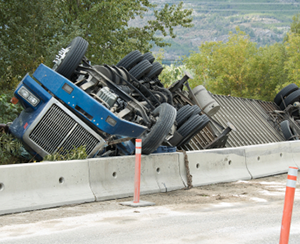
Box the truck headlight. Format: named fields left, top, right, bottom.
left=19, top=87, right=30, bottom=98
left=18, top=87, right=40, bottom=107
left=27, top=95, right=39, bottom=106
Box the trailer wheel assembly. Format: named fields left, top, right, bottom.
left=274, top=83, right=298, bottom=107
left=176, top=105, right=194, bottom=128
left=280, top=89, right=300, bottom=110
left=129, top=59, right=153, bottom=80
left=280, top=120, right=298, bottom=140
left=142, top=52, right=155, bottom=64
left=116, top=50, right=143, bottom=70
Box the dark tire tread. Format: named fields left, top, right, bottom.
left=176, top=105, right=194, bottom=128
left=280, top=89, right=300, bottom=110
left=142, top=52, right=155, bottom=64
left=274, top=83, right=298, bottom=106
left=140, top=103, right=176, bottom=155
left=116, top=50, right=143, bottom=70
left=146, top=62, right=164, bottom=79
left=54, top=37, right=89, bottom=79
left=129, top=60, right=152, bottom=80
left=191, top=105, right=202, bottom=116
left=177, top=114, right=210, bottom=147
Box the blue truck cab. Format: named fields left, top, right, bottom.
left=9, top=64, right=147, bottom=159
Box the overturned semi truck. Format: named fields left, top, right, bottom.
left=8, top=36, right=298, bottom=161
left=8, top=37, right=219, bottom=161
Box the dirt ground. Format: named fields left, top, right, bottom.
left=0, top=173, right=294, bottom=227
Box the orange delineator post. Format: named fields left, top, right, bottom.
left=119, top=138, right=154, bottom=207
left=133, top=139, right=142, bottom=203
left=279, top=166, right=298, bottom=244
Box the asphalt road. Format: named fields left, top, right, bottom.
left=0, top=173, right=300, bottom=244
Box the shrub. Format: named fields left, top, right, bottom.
left=159, top=64, right=195, bottom=88
left=0, top=93, right=25, bottom=164
left=0, top=129, right=28, bottom=165
left=43, top=146, right=88, bottom=161
left=0, top=93, right=22, bottom=124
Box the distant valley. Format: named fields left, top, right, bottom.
left=130, top=0, right=300, bottom=62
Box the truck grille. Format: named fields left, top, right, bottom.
left=29, top=104, right=101, bottom=156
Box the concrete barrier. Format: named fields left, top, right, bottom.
left=289, top=140, right=300, bottom=168
left=178, top=152, right=188, bottom=188
left=88, top=156, right=159, bottom=201
left=143, top=153, right=185, bottom=192
left=1, top=141, right=299, bottom=215
left=244, top=142, right=297, bottom=178
left=88, top=153, right=185, bottom=201
left=0, top=160, right=95, bottom=215
left=185, top=147, right=251, bottom=187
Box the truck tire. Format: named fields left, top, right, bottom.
left=280, top=120, right=298, bottom=140
left=53, top=37, right=89, bottom=79
left=280, top=89, right=300, bottom=110
left=176, top=105, right=194, bottom=128
left=177, top=114, right=210, bottom=147
left=274, top=83, right=298, bottom=106
left=146, top=62, right=164, bottom=79
left=140, top=103, right=176, bottom=155
left=129, top=60, right=152, bottom=80
left=142, top=52, right=155, bottom=64
left=116, top=50, right=143, bottom=70
left=191, top=105, right=202, bottom=116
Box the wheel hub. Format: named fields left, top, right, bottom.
left=53, top=47, right=71, bottom=70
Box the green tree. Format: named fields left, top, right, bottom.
left=184, top=28, right=288, bottom=101
left=185, top=28, right=257, bottom=98
left=250, top=43, right=287, bottom=101
left=159, top=64, right=193, bottom=88
left=281, top=14, right=300, bottom=93
left=283, top=13, right=300, bottom=42
left=284, top=32, right=300, bottom=88
left=0, top=93, right=22, bottom=124
left=0, top=0, right=193, bottom=92
left=56, top=0, right=193, bottom=65
left=0, top=0, right=81, bottom=91
left=290, top=13, right=300, bottom=35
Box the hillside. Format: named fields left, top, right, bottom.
left=130, top=0, right=300, bottom=61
